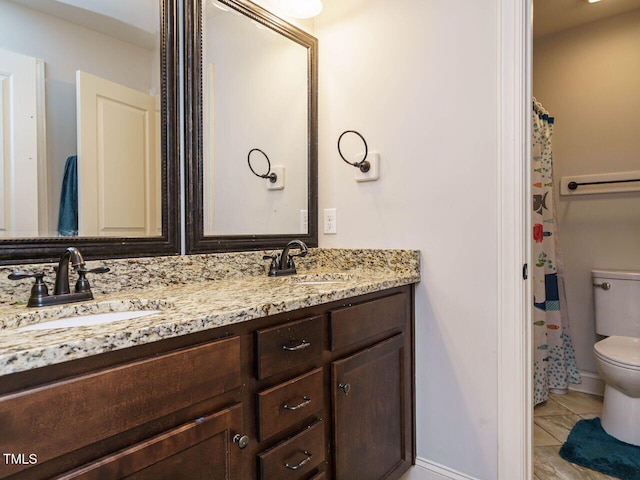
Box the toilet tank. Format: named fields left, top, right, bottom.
left=592, top=270, right=640, bottom=337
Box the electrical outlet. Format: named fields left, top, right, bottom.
left=324, top=208, right=337, bottom=234
left=300, top=210, right=308, bottom=234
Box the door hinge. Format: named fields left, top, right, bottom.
left=522, top=263, right=528, bottom=280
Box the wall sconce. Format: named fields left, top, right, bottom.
left=338, top=130, right=380, bottom=182
left=248, top=148, right=284, bottom=190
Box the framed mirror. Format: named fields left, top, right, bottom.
left=0, top=0, right=180, bottom=264
left=185, top=0, right=318, bottom=253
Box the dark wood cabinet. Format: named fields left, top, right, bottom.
left=56, top=403, right=246, bottom=480
left=332, top=335, right=408, bottom=480
left=0, top=285, right=414, bottom=480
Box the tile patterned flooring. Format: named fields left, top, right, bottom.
left=534, top=391, right=616, bottom=480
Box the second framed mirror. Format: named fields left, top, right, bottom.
left=185, top=0, right=318, bottom=253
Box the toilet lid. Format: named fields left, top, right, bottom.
left=594, top=336, right=640, bottom=368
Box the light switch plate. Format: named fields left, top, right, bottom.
left=267, top=165, right=284, bottom=190
left=354, top=152, right=380, bottom=182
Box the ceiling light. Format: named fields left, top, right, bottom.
left=585, top=0, right=602, bottom=3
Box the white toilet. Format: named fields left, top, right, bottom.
left=592, top=269, right=640, bottom=446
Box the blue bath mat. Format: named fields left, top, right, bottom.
left=559, top=418, right=640, bottom=480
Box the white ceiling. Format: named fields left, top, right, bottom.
left=9, top=0, right=158, bottom=48
left=533, top=0, right=640, bottom=38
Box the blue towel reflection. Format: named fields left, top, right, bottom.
left=57, top=155, right=78, bottom=236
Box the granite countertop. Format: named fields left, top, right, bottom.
left=0, top=255, right=420, bottom=377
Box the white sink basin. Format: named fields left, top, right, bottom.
left=291, top=273, right=355, bottom=285
left=17, top=310, right=161, bottom=331
left=291, top=273, right=353, bottom=285
left=293, top=280, right=346, bottom=285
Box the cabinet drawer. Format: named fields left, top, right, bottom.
left=329, top=293, right=407, bottom=350
left=55, top=403, right=244, bottom=480
left=258, top=420, right=325, bottom=480
left=0, top=336, right=241, bottom=476
left=257, top=367, right=323, bottom=441
left=256, top=316, right=323, bottom=379
left=309, top=472, right=326, bottom=480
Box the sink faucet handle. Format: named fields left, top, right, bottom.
left=75, top=266, right=110, bottom=293
left=8, top=272, right=49, bottom=299
left=263, top=255, right=279, bottom=276
left=77, top=266, right=110, bottom=275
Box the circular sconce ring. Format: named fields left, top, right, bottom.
left=338, top=130, right=370, bottom=173
left=248, top=148, right=277, bottom=183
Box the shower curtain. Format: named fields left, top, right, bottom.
left=532, top=99, right=581, bottom=406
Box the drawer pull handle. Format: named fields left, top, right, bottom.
left=282, top=340, right=311, bottom=351
left=338, top=383, right=351, bottom=395
left=593, top=282, right=611, bottom=290
left=285, top=451, right=312, bottom=470
left=283, top=396, right=311, bottom=411
left=232, top=434, right=250, bottom=449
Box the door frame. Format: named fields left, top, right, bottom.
left=497, top=0, right=533, bottom=479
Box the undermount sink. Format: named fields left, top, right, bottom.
left=293, top=280, right=346, bottom=285
left=291, top=273, right=354, bottom=285
left=17, top=310, right=161, bottom=331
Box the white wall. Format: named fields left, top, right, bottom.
left=316, top=1, right=500, bottom=478
left=533, top=10, right=640, bottom=375
left=0, top=0, right=157, bottom=235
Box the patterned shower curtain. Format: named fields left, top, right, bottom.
left=532, top=99, right=581, bottom=406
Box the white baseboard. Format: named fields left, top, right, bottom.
left=399, top=458, right=480, bottom=480
left=569, top=370, right=605, bottom=397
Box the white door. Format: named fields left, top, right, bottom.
left=0, top=48, right=41, bottom=237
left=76, top=70, right=160, bottom=237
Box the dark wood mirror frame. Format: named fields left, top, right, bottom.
left=0, top=0, right=181, bottom=266
left=184, top=0, right=318, bottom=254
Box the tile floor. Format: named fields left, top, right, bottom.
left=534, top=390, right=616, bottom=479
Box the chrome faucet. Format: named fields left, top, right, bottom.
left=8, top=247, right=109, bottom=307
left=264, top=240, right=308, bottom=276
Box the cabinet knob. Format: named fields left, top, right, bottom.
left=232, top=433, right=250, bottom=449
left=593, top=282, right=611, bottom=290
left=338, top=383, right=351, bottom=395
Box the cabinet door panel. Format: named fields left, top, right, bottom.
left=332, top=334, right=406, bottom=480
left=56, top=404, right=246, bottom=480
left=0, top=336, right=241, bottom=477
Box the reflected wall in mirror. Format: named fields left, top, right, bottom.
left=203, top=1, right=308, bottom=235
left=186, top=0, right=318, bottom=253
left=0, top=0, right=179, bottom=264
left=0, top=0, right=160, bottom=239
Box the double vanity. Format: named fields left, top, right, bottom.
left=0, top=248, right=419, bottom=480
left=0, top=1, right=415, bottom=477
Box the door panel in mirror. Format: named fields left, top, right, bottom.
left=0, top=0, right=179, bottom=264
left=185, top=0, right=318, bottom=253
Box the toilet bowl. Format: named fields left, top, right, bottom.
left=594, top=335, right=640, bottom=446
